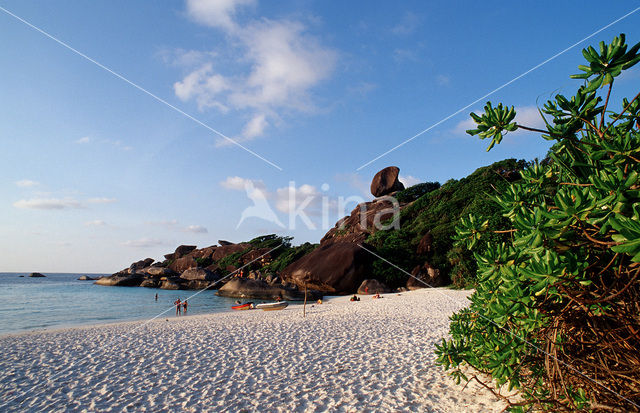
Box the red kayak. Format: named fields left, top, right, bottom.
left=231, top=302, right=254, bottom=310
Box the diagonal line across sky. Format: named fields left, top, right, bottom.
left=355, top=5, right=640, bottom=172
left=0, top=5, right=284, bottom=172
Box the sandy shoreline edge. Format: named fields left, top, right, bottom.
left=0, top=288, right=506, bottom=412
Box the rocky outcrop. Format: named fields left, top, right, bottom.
left=95, top=275, right=143, bottom=287
left=29, top=272, right=46, bottom=277
left=370, top=166, right=404, bottom=197
left=77, top=275, right=96, bottom=281
left=174, top=245, right=197, bottom=258
left=217, top=278, right=320, bottom=301
left=212, top=243, right=250, bottom=261
left=408, top=263, right=448, bottom=289
left=160, top=277, right=184, bottom=290
left=357, top=279, right=392, bottom=295
left=218, top=240, right=234, bottom=246
left=180, top=268, right=218, bottom=281
left=321, top=197, right=401, bottom=245
left=168, top=257, right=197, bottom=273
left=140, top=278, right=160, bottom=288
left=417, top=232, right=433, bottom=254
left=281, top=243, right=372, bottom=294
left=145, top=267, right=177, bottom=277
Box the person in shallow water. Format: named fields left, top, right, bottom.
left=182, top=300, right=188, bottom=314
left=174, top=298, right=182, bottom=315
left=155, top=293, right=158, bottom=301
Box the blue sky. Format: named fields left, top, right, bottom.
left=1, top=0, right=639, bottom=272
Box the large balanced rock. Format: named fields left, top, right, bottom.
left=180, top=268, right=218, bottom=281
left=217, top=278, right=319, bottom=301
left=370, top=166, right=404, bottom=197
left=29, top=272, right=46, bottom=277
left=281, top=242, right=372, bottom=294
left=357, top=279, right=392, bottom=295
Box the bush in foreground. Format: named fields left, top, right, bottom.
left=436, top=34, right=640, bottom=411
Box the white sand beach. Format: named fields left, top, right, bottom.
left=0, top=288, right=505, bottom=412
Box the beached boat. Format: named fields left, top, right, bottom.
left=255, top=301, right=289, bottom=311
left=231, top=302, right=254, bottom=310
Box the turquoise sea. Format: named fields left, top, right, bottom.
left=0, top=273, right=243, bottom=336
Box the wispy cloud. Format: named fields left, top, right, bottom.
left=122, top=238, right=166, bottom=248
left=13, top=198, right=82, bottom=210
left=220, top=176, right=266, bottom=191
left=399, top=175, right=421, bottom=187
left=436, top=74, right=450, bottom=86
left=74, top=136, right=132, bottom=151
left=85, top=220, right=107, bottom=227
left=391, top=12, right=421, bottom=36
left=15, top=179, right=39, bottom=188
left=184, top=225, right=208, bottom=233
left=87, top=197, right=117, bottom=204
left=175, top=0, right=337, bottom=144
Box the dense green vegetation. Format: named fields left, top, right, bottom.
left=215, top=234, right=317, bottom=275
left=436, top=34, right=640, bottom=411
left=367, top=159, right=526, bottom=288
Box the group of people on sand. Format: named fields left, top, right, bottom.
left=173, top=298, right=188, bottom=315
left=350, top=292, right=382, bottom=301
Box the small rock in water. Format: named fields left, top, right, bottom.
left=29, top=272, right=46, bottom=278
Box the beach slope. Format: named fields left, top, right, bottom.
left=0, top=289, right=504, bottom=412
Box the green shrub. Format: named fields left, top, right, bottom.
left=436, top=34, right=640, bottom=411
left=367, top=158, right=525, bottom=287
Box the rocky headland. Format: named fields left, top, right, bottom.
left=97, top=160, right=525, bottom=298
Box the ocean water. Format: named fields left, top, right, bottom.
left=0, top=273, right=244, bottom=336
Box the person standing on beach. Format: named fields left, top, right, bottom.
left=182, top=300, right=188, bottom=314
left=174, top=298, right=182, bottom=315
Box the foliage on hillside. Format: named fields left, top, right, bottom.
left=436, top=34, right=640, bottom=411
left=367, top=159, right=525, bottom=288
left=216, top=235, right=317, bottom=275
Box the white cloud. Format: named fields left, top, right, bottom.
left=335, top=173, right=371, bottom=198
left=186, top=0, right=256, bottom=31
left=13, top=198, right=82, bottom=210
left=87, top=197, right=117, bottom=204
left=122, top=238, right=166, bottom=248
left=184, top=225, right=208, bottom=233
left=220, top=176, right=265, bottom=191
left=177, top=0, right=337, bottom=143
left=15, top=179, right=39, bottom=188
left=85, top=220, right=107, bottom=227
left=275, top=183, right=328, bottom=215
left=241, top=113, right=268, bottom=140
left=399, top=175, right=421, bottom=187
left=75, top=136, right=90, bottom=144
